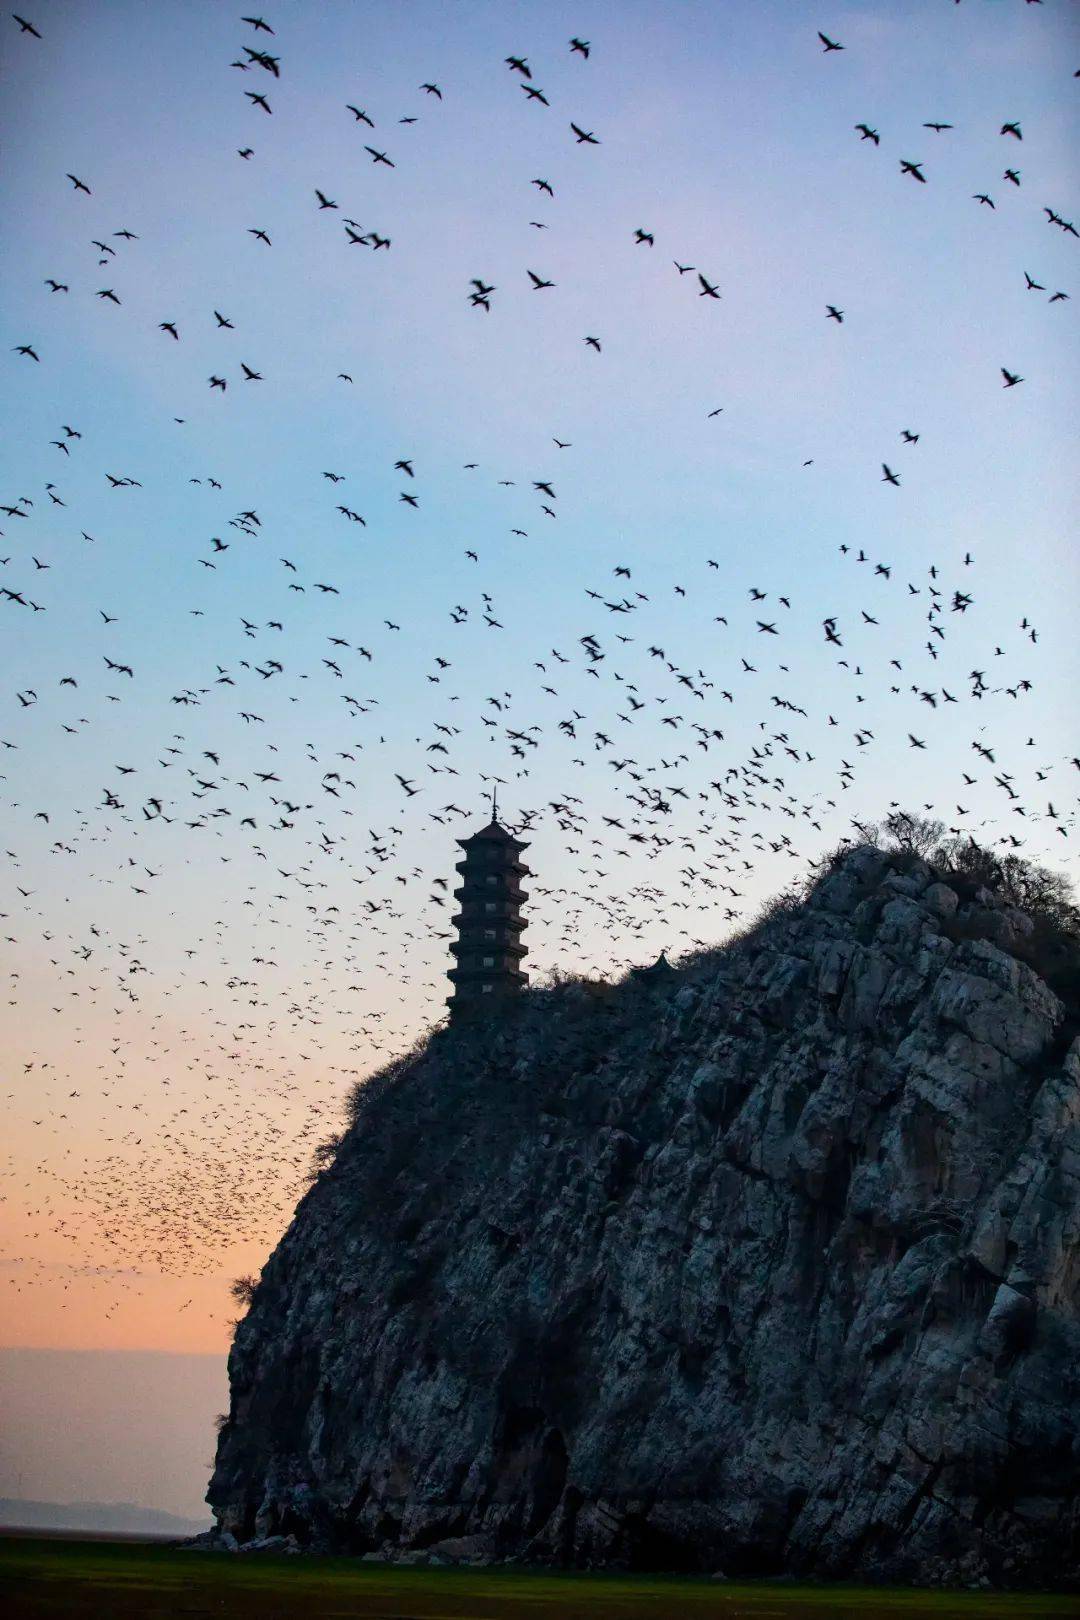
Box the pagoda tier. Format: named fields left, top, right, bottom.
left=446, top=819, right=530, bottom=1019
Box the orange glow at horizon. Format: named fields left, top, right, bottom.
left=3, top=928, right=420, bottom=1353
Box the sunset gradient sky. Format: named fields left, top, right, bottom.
left=1, top=0, right=1077, bottom=1517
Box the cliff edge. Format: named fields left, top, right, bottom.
left=208, top=843, right=1080, bottom=1586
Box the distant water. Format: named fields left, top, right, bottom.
left=0, top=1348, right=226, bottom=1521
left=0, top=1498, right=210, bottom=1535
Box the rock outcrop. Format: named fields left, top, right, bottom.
left=208, top=847, right=1080, bottom=1586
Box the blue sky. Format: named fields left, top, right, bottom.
left=1, top=0, right=1077, bottom=1362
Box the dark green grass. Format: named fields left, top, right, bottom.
left=0, top=1536, right=1076, bottom=1620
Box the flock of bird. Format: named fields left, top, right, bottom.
left=2, top=8, right=1076, bottom=1340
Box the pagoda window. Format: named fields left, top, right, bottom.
left=485, top=875, right=498, bottom=886
left=484, top=902, right=497, bottom=913
left=482, top=955, right=495, bottom=968
left=483, top=928, right=496, bottom=940
left=481, top=983, right=493, bottom=995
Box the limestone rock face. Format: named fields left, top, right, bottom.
left=208, top=849, right=1080, bottom=1586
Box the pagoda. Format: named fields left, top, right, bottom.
left=446, top=806, right=529, bottom=1019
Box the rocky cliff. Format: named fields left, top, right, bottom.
left=207, top=845, right=1080, bottom=1586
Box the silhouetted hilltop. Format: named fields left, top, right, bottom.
left=208, top=829, right=1080, bottom=1587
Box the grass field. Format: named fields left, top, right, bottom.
left=0, top=1537, right=1077, bottom=1620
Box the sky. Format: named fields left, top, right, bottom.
left=0, top=1347, right=222, bottom=1520
left=0, top=0, right=1077, bottom=1514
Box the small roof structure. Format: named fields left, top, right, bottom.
left=631, top=950, right=676, bottom=980
left=456, top=818, right=529, bottom=850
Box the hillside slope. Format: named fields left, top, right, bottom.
left=208, top=846, right=1080, bottom=1586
